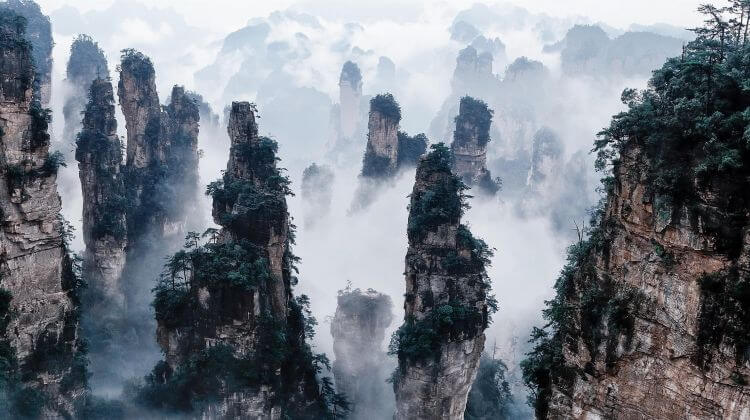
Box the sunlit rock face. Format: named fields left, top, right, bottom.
left=0, top=0, right=52, bottom=106
left=0, top=11, right=84, bottom=416
left=392, top=145, right=493, bottom=420
left=451, top=96, right=499, bottom=194
left=535, top=144, right=750, bottom=417
left=76, top=79, right=127, bottom=310
left=63, top=35, right=109, bottom=153
left=331, top=287, right=393, bottom=418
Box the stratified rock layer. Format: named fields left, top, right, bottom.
left=331, top=287, right=393, bottom=418
left=393, top=144, right=493, bottom=419
left=0, top=11, right=84, bottom=416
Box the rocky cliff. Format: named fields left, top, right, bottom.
left=117, top=49, right=200, bottom=240
left=331, top=286, right=393, bottom=418
left=0, top=10, right=85, bottom=416
left=361, top=93, right=427, bottom=178
left=451, top=96, right=499, bottom=194
left=147, top=102, right=337, bottom=418
left=0, top=0, right=52, bottom=106
left=361, top=94, right=401, bottom=178
left=391, top=143, right=495, bottom=419
left=75, top=79, right=126, bottom=312
left=523, top=21, right=750, bottom=419
left=63, top=35, right=109, bottom=152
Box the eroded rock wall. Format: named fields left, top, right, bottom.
left=75, top=78, right=126, bottom=310
left=392, top=145, right=493, bottom=419
left=0, top=11, right=84, bottom=416
left=544, top=142, right=750, bottom=419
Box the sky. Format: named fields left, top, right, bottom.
left=36, top=0, right=705, bottom=34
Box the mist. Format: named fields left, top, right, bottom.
left=28, top=0, right=706, bottom=416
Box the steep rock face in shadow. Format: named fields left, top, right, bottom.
left=0, top=11, right=84, bottom=416
left=451, top=96, right=499, bottom=194
left=151, top=102, right=330, bottom=418
left=391, top=144, right=494, bottom=419
left=0, top=0, right=52, bottom=106
left=117, top=50, right=200, bottom=241
left=75, top=79, right=126, bottom=311
left=63, top=35, right=109, bottom=153
left=331, top=287, right=393, bottom=418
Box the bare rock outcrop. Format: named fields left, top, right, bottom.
left=0, top=0, right=52, bottom=106
left=75, top=78, right=126, bottom=310
left=151, top=102, right=330, bottom=418
left=391, top=144, right=495, bottom=419
left=331, top=287, right=393, bottom=418
left=523, top=29, right=750, bottom=418
left=451, top=96, right=499, bottom=194
left=117, top=49, right=200, bottom=241
left=0, top=10, right=84, bottom=416
left=361, top=93, right=427, bottom=179
left=63, top=35, right=109, bottom=151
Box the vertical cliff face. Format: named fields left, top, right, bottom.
left=451, top=96, right=499, bottom=194
left=391, top=144, right=495, bottom=419
left=117, top=50, right=200, bottom=240
left=361, top=93, right=427, bottom=179
left=148, top=102, right=332, bottom=418
left=0, top=0, right=52, bottom=106
left=523, top=27, right=750, bottom=419
left=0, top=11, right=84, bottom=416
left=75, top=79, right=126, bottom=310
left=164, top=85, right=200, bottom=233
left=331, top=287, right=393, bottom=418
left=63, top=35, right=109, bottom=151
left=339, top=60, right=362, bottom=140
left=361, top=93, right=401, bottom=178
left=118, top=49, right=161, bottom=172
